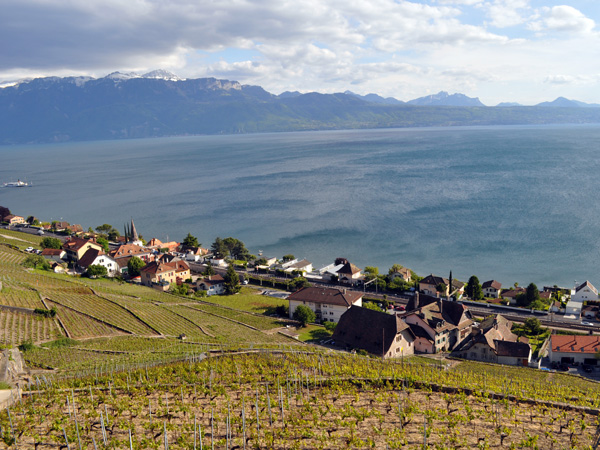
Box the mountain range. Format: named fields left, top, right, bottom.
left=1, top=70, right=600, bottom=144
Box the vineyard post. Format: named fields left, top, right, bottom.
left=164, top=421, right=169, bottom=450
left=211, top=408, right=214, bottom=450
left=129, top=428, right=133, bottom=450
left=266, top=385, right=272, bottom=427
left=92, top=437, right=98, bottom=450
left=194, top=414, right=197, bottom=450
left=7, top=407, right=16, bottom=448
left=62, top=426, right=71, bottom=450
left=104, top=404, right=109, bottom=427
left=100, top=413, right=107, bottom=445
left=242, top=399, right=246, bottom=450
left=255, top=389, right=260, bottom=440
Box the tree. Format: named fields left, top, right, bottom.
left=222, top=237, right=251, bottom=260
left=282, top=254, right=295, bottom=262
left=436, top=283, right=447, bottom=296
left=107, top=228, right=120, bottom=242
left=524, top=317, right=542, bottom=335
left=289, top=277, right=311, bottom=291
left=293, top=305, right=315, bottom=327
left=224, top=264, right=241, bottom=295
left=26, top=216, right=39, bottom=225
left=204, top=261, right=215, bottom=276
left=127, top=256, right=145, bottom=277
left=96, top=237, right=109, bottom=253
left=95, top=224, right=113, bottom=235
left=23, top=254, right=50, bottom=270
left=41, top=237, right=62, bottom=249
left=388, top=263, right=403, bottom=275
left=211, top=237, right=227, bottom=258
left=85, top=264, right=107, bottom=278
left=323, top=321, right=337, bottom=332
left=364, top=266, right=379, bottom=281
left=466, top=275, right=483, bottom=300
left=363, top=301, right=384, bottom=312
left=0, top=205, right=10, bottom=221
left=182, top=232, right=199, bottom=247
left=170, top=283, right=190, bottom=296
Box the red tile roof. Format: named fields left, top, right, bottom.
left=551, top=335, right=600, bottom=354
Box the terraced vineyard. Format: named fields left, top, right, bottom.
left=2, top=352, right=599, bottom=449
left=0, top=310, right=62, bottom=346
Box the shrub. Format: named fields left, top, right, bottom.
left=293, top=305, right=315, bottom=327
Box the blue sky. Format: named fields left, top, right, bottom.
left=1, top=0, right=599, bottom=105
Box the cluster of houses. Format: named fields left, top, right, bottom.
left=286, top=285, right=534, bottom=366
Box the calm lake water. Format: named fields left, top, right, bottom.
left=2, top=124, right=600, bottom=289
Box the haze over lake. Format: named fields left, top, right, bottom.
left=2, top=124, right=599, bottom=289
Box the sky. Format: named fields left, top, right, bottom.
left=1, top=0, right=599, bottom=106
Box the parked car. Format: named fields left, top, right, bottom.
left=582, top=365, right=593, bottom=373
left=25, top=247, right=34, bottom=252
left=581, top=321, right=594, bottom=326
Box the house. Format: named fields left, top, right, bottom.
left=287, top=287, right=363, bottom=323
left=41, top=248, right=66, bottom=262
left=332, top=306, right=416, bottom=359
left=335, top=259, right=363, bottom=285
left=53, top=221, right=70, bottom=232
left=500, top=287, right=525, bottom=305
left=77, top=248, right=118, bottom=276
left=451, top=315, right=531, bottom=366
left=140, top=260, right=191, bottom=290
left=66, top=224, right=84, bottom=235
left=180, top=245, right=210, bottom=262
left=283, top=259, right=313, bottom=275
left=419, top=274, right=464, bottom=298
left=211, top=258, right=227, bottom=267
left=548, top=335, right=600, bottom=366
left=110, top=244, right=152, bottom=261
left=390, top=267, right=412, bottom=283
left=566, top=281, right=598, bottom=318
left=482, top=280, right=502, bottom=298
left=3, top=214, right=25, bottom=226
left=196, top=275, right=225, bottom=296
left=62, top=237, right=103, bottom=262
left=403, top=294, right=474, bottom=353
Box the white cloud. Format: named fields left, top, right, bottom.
left=485, top=0, right=531, bottom=28
left=529, top=5, right=596, bottom=34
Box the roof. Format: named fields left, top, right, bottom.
left=482, top=280, right=502, bottom=290
left=551, top=335, right=600, bottom=354
left=41, top=248, right=64, bottom=256
left=332, top=306, right=415, bottom=356
left=496, top=340, right=531, bottom=358
left=576, top=281, right=598, bottom=295
left=286, top=259, right=312, bottom=270
left=452, top=314, right=528, bottom=357
left=420, top=274, right=464, bottom=290
left=391, top=268, right=412, bottom=279
left=500, top=287, right=525, bottom=298
left=337, top=262, right=361, bottom=275
left=198, top=274, right=224, bottom=287
left=111, top=244, right=149, bottom=259
left=141, top=260, right=190, bottom=276
left=405, top=296, right=473, bottom=332
left=77, top=248, right=104, bottom=268
left=287, top=287, right=363, bottom=307
left=63, top=237, right=101, bottom=252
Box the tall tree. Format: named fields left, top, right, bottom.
left=465, top=275, right=483, bottom=300
left=204, top=261, right=215, bottom=276
left=282, top=254, right=295, bottom=262
left=388, top=263, right=403, bottom=275
left=224, top=264, right=241, bottom=295
left=182, top=232, right=199, bottom=247
left=95, top=224, right=113, bottom=235
left=0, top=206, right=10, bottom=221
left=364, top=266, right=379, bottom=281
left=211, top=237, right=227, bottom=258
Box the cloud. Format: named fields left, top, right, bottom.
left=529, top=5, right=596, bottom=34
left=485, top=0, right=531, bottom=28
left=544, top=74, right=597, bottom=85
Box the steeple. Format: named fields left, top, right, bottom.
left=130, top=218, right=139, bottom=243
left=448, top=270, right=453, bottom=300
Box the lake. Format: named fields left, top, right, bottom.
left=2, top=124, right=600, bottom=289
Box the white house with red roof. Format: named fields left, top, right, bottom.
left=548, top=335, right=600, bottom=366
left=566, top=281, right=598, bottom=318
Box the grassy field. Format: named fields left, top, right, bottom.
left=199, top=286, right=288, bottom=313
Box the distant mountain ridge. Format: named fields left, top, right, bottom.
left=1, top=71, right=600, bottom=144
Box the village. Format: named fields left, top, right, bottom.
left=2, top=209, right=599, bottom=379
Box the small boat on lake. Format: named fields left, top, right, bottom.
left=3, top=179, right=32, bottom=187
